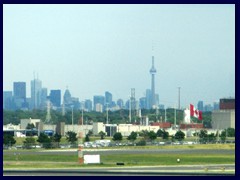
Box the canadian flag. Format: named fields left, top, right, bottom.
left=190, top=104, right=202, bottom=120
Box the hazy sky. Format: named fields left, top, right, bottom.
left=3, top=4, right=235, bottom=108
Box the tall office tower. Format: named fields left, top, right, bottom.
left=105, top=91, right=112, bottom=108
left=13, top=82, right=26, bottom=99
left=146, top=89, right=152, bottom=109
left=93, top=95, right=105, bottom=111
left=13, top=82, right=26, bottom=109
left=197, top=101, right=204, bottom=111
left=213, top=102, right=219, bottom=110
left=49, top=90, right=61, bottom=107
left=139, top=97, right=146, bottom=109
left=131, top=88, right=136, bottom=110
left=31, top=78, right=42, bottom=109
left=117, top=99, right=124, bottom=109
left=85, top=99, right=92, bottom=112
left=63, top=88, right=72, bottom=106
left=40, top=88, right=48, bottom=109
left=204, top=104, right=213, bottom=112
left=150, top=55, right=157, bottom=109
left=3, top=91, right=13, bottom=110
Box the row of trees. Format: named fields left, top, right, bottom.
left=4, top=127, right=235, bottom=149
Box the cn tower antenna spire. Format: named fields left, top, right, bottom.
left=150, top=42, right=157, bottom=109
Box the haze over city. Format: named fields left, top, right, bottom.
left=3, top=4, right=235, bottom=108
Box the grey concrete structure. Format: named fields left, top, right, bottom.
left=212, top=110, right=235, bottom=130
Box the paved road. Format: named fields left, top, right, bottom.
left=3, top=148, right=235, bottom=155
left=4, top=164, right=235, bottom=176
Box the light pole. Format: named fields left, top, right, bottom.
left=178, top=87, right=181, bottom=109
left=71, top=105, right=74, bottom=131
left=81, top=102, right=84, bottom=126
left=106, top=103, right=109, bottom=124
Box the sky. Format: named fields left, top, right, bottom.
left=3, top=4, right=235, bottom=108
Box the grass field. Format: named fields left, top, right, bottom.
left=3, top=144, right=235, bottom=169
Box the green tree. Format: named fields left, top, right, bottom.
left=85, top=134, right=90, bottom=142
left=99, top=131, right=106, bottom=140
left=208, top=133, right=216, bottom=143
left=3, top=134, right=16, bottom=147
left=138, top=130, right=149, bottom=140
left=220, top=131, right=226, bottom=142
left=148, top=131, right=157, bottom=142
left=26, top=123, right=35, bottom=129
left=226, top=128, right=235, bottom=137
left=174, top=130, right=185, bottom=141
left=50, top=133, right=62, bottom=148
left=199, top=129, right=208, bottom=143
left=23, top=136, right=36, bottom=149
left=66, top=131, right=78, bottom=144
left=127, top=131, right=138, bottom=142
left=37, top=133, right=51, bottom=148
left=157, top=129, right=164, bottom=137
left=112, top=132, right=123, bottom=142
left=162, top=130, right=169, bottom=140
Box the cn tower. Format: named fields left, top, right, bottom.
left=150, top=55, right=157, bottom=109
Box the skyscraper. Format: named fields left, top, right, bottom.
left=13, top=82, right=26, bottom=109
left=49, top=90, right=61, bottom=107
left=197, top=101, right=204, bottom=112
left=13, top=82, right=26, bottom=99
left=105, top=91, right=112, bottom=107
left=93, top=95, right=105, bottom=111
left=3, top=91, right=13, bottom=110
left=150, top=55, right=157, bottom=109
left=146, top=89, right=152, bottom=109
left=31, top=78, right=42, bottom=109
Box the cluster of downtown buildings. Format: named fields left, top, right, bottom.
left=3, top=57, right=221, bottom=112
left=3, top=79, right=162, bottom=112
left=3, top=79, right=221, bottom=112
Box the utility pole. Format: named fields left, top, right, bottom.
left=71, top=106, right=74, bottom=131
left=178, top=87, right=181, bottom=109
left=106, top=103, right=109, bottom=124
left=174, top=105, right=176, bottom=128
left=129, top=96, right=131, bottom=123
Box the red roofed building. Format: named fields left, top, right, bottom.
left=150, top=122, right=171, bottom=128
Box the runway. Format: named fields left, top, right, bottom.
left=4, top=164, right=235, bottom=176
left=3, top=148, right=235, bottom=156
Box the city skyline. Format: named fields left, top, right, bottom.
left=3, top=4, right=235, bottom=108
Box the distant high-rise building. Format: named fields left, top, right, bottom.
left=49, top=90, right=61, bottom=107
left=3, top=91, right=13, bottom=110
left=31, top=78, right=42, bottom=109
left=117, top=99, right=124, bottom=109
left=146, top=89, right=152, bottom=109
left=13, top=82, right=26, bottom=109
left=204, top=104, right=213, bottom=112
left=139, top=97, right=146, bottom=109
left=71, top=97, right=80, bottom=109
left=64, top=88, right=72, bottom=106
left=13, top=82, right=26, bottom=99
left=159, top=104, right=165, bottom=110
left=105, top=91, right=112, bottom=107
left=95, top=103, right=103, bottom=113
left=213, top=102, right=219, bottom=110
left=149, top=55, right=157, bottom=109
left=93, top=95, right=104, bottom=111
left=197, top=101, right=204, bottom=112
left=85, top=99, right=92, bottom=112
left=40, top=88, right=48, bottom=109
